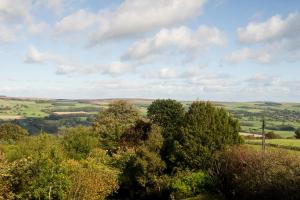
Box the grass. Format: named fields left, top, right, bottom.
left=245, top=144, right=300, bottom=156
left=246, top=139, right=300, bottom=151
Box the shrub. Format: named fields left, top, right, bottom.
left=65, top=158, right=119, bottom=200
left=265, top=131, right=282, bottom=139
left=93, top=100, right=140, bottom=150
left=3, top=134, right=70, bottom=199
left=169, top=171, right=211, bottom=200
left=211, top=146, right=300, bottom=200
left=0, top=123, right=28, bottom=142
left=295, top=127, right=300, bottom=139
left=61, top=126, right=99, bottom=160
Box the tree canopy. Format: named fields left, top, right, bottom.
left=0, top=123, right=28, bottom=141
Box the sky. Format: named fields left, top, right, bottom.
left=0, top=0, right=300, bottom=102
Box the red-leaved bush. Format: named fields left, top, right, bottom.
left=211, top=146, right=300, bottom=200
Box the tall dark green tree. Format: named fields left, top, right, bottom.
left=147, top=99, right=185, bottom=135
left=147, top=99, right=185, bottom=172
left=175, top=102, right=241, bottom=170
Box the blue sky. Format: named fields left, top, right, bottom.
left=0, top=0, right=299, bottom=102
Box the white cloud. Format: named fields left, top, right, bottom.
left=28, top=21, right=49, bottom=34
left=89, top=0, right=207, bottom=44
left=0, top=0, right=32, bottom=22
left=0, top=25, right=17, bottom=43
left=226, top=12, right=300, bottom=64
left=238, top=12, right=300, bottom=44
left=55, top=61, right=135, bottom=76
left=159, top=68, right=177, bottom=79
left=180, top=66, right=202, bottom=79
left=101, top=61, right=135, bottom=76
left=224, top=48, right=271, bottom=64
left=122, top=26, right=226, bottom=61
left=36, top=0, right=65, bottom=15
left=24, top=46, right=49, bottom=64
left=55, top=9, right=99, bottom=34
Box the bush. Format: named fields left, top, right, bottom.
left=295, top=127, right=300, bottom=139
left=65, top=158, right=119, bottom=200
left=0, top=123, right=28, bottom=142
left=2, top=134, right=70, bottom=199
left=265, top=132, right=282, bottom=139
left=211, top=146, right=300, bottom=200
left=93, top=100, right=140, bottom=150
left=169, top=171, right=211, bottom=200
left=61, top=126, right=99, bottom=160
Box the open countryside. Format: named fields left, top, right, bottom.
left=1, top=97, right=299, bottom=138
left=1, top=0, right=300, bottom=199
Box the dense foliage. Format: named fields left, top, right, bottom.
left=211, top=146, right=300, bottom=200
left=0, top=123, right=28, bottom=141
left=0, top=99, right=298, bottom=200
left=93, top=100, right=140, bottom=150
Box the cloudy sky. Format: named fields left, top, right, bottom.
left=0, top=0, right=299, bottom=101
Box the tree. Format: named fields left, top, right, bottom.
left=147, top=99, right=185, bottom=172
left=0, top=123, right=28, bottom=141
left=174, top=102, right=241, bottom=170
left=93, top=100, right=140, bottom=151
left=116, top=123, right=166, bottom=199
left=5, top=134, right=70, bottom=199
left=65, top=155, right=119, bottom=200
left=61, top=126, right=99, bottom=160
left=295, top=128, right=300, bottom=139
left=147, top=99, right=185, bottom=136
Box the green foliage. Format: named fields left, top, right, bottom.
left=174, top=102, right=241, bottom=170
left=3, top=134, right=70, bottom=199
left=0, top=151, right=14, bottom=200
left=147, top=99, right=186, bottom=172
left=61, top=126, right=99, bottom=160
left=295, top=127, right=300, bottom=139
left=120, top=120, right=163, bottom=152
left=265, top=131, right=282, bottom=139
left=147, top=99, right=185, bottom=135
left=93, top=100, right=140, bottom=150
left=116, top=124, right=166, bottom=199
left=211, top=146, right=300, bottom=200
left=0, top=123, right=28, bottom=141
left=169, top=171, right=210, bottom=200
left=65, top=155, right=119, bottom=200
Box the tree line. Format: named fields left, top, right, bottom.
left=0, top=99, right=299, bottom=200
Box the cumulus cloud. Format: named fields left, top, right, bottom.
left=89, top=0, right=207, bottom=44
left=24, top=46, right=49, bottom=64
left=0, top=25, right=17, bottom=43
left=225, top=12, right=300, bottom=64
left=35, top=0, right=66, bottom=15
left=122, top=26, right=226, bottom=61
left=28, top=21, right=49, bottom=34
left=0, top=0, right=32, bottom=22
left=100, top=61, right=135, bottom=76
left=54, top=9, right=99, bottom=34
left=159, top=68, right=178, bottom=79
left=224, top=48, right=271, bottom=64
left=238, top=12, right=300, bottom=44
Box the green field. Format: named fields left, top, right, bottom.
left=0, top=98, right=300, bottom=138
left=246, top=139, right=300, bottom=151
